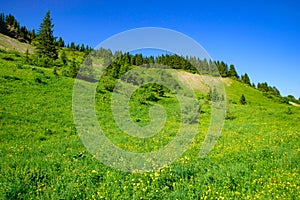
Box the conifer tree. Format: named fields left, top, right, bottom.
left=240, top=94, right=247, bottom=105
left=60, top=51, right=67, bottom=65
left=57, top=37, right=65, bottom=47
left=241, top=73, right=251, bottom=85
left=216, top=61, right=228, bottom=77
left=228, top=64, right=239, bottom=79
left=34, top=11, right=58, bottom=60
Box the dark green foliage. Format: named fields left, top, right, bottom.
left=80, top=44, right=85, bottom=51
left=132, top=85, right=159, bottom=105
left=3, top=75, right=21, bottom=81
left=280, top=95, right=300, bottom=105
left=53, top=66, right=58, bottom=76
left=241, top=73, right=251, bottom=85
left=57, top=36, right=65, bottom=47
left=286, top=94, right=296, bottom=102
left=69, top=42, right=75, bottom=49
left=67, top=42, right=89, bottom=52
left=280, top=96, right=290, bottom=104
left=60, top=51, right=67, bottom=65
left=225, top=109, right=236, bottom=120
left=69, top=57, right=78, bottom=78
left=0, top=13, right=36, bottom=43
left=228, top=64, right=239, bottom=79
left=34, top=11, right=58, bottom=60
left=257, top=82, right=280, bottom=96
left=285, top=107, right=293, bottom=115
left=215, top=61, right=228, bottom=77
left=240, top=94, right=247, bottom=105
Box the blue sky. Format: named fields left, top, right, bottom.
left=1, top=0, right=300, bottom=98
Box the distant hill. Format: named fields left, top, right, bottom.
left=0, top=33, right=34, bottom=53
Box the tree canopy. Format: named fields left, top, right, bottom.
left=34, top=11, right=58, bottom=60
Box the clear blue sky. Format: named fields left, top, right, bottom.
left=1, top=0, right=300, bottom=98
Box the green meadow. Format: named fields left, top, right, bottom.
left=0, top=49, right=299, bottom=199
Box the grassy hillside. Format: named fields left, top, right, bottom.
left=0, top=49, right=299, bottom=199
left=0, top=33, right=34, bottom=54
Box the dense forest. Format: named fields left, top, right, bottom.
left=1, top=11, right=299, bottom=104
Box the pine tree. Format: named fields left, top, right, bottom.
left=216, top=61, right=228, bottom=77
left=80, top=44, right=85, bottom=51
left=241, top=73, right=251, bottom=85
left=57, top=37, right=65, bottom=47
left=70, top=42, right=75, bottom=49
left=240, top=94, right=247, bottom=105
left=60, top=51, right=67, bottom=65
left=34, top=11, right=58, bottom=60
left=228, top=64, right=239, bottom=79
left=0, top=13, right=5, bottom=30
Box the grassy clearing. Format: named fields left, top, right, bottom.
left=0, top=49, right=299, bottom=199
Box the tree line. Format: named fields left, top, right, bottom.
left=0, top=12, right=91, bottom=52
left=4, top=11, right=298, bottom=103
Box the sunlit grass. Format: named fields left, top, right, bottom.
left=0, top=49, right=299, bottom=199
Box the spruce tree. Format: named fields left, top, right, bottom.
left=57, top=37, right=65, bottom=47
left=216, top=61, right=228, bottom=77
left=228, top=64, right=239, bottom=79
left=241, top=73, right=251, bottom=85
left=60, top=51, right=67, bottom=65
left=240, top=94, right=247, bottom=105
left=34, top=11, right=58, bottom=60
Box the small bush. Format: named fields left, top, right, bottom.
left=225, top=109, right=236, bottom=120
left=285, top=107, right=293, bottom=115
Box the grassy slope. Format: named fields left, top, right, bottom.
left=0, top=33, right=34, bottom=54
left=0, top=50, right=299, bottom=199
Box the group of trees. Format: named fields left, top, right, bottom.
left=0, top=13, right=36, bottom=43
left=91, top=49, right=286, bottom=101
left=3, top=11, right=298, bottom=103
left=215, top=61, right=239, bottom=79
left=257, top=82, right=280, bottom=96
left=0, top=12, right=91, bottom=54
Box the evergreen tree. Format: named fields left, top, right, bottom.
left=240, top=94, right=247, bottom=105
left=0, top=13, right=6, bottom=32
left=135, top=54, right=143, bottom=66
left=241, top=73, right=251, bottom=85
left=57, top=37, right=65, bottom=47
left=34, top=11, right=58, bottom=60
left=60, top=51, right=67, bottom=65
left=216, top=61, right=228, bottom=77
left=228, top=64, right=239, bottom=79
left=80, top=44, right=85, bottom=51
left=69, top=57, right=78, bottom=78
